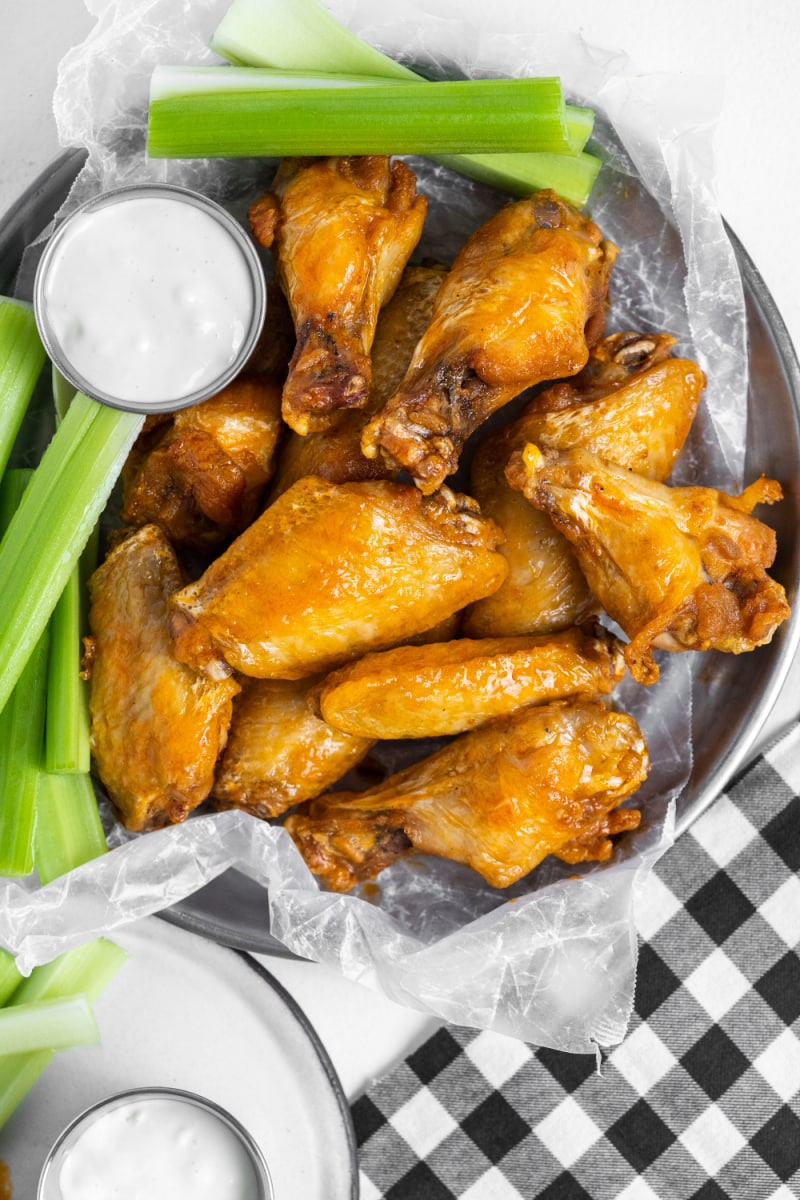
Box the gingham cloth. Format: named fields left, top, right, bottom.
left=353, top=721, right=800, bottom=1200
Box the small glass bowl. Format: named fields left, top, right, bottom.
left=37, top=1086, right=275, bottom=1199
left=33, top=183, right=267, bottom=415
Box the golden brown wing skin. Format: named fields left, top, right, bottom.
left=517, top=331, right=706, bottom=481
left=284, top=699, right=647, bottom=891
left=84, top=525, right=239, bottom=832
left=462, top=423, right=595, bottom=637
left=249, top=156, right=427, bottom=434
left=316, top=625, right=625, bottom=739
left=121, top=372, right=283, bottom=550
left=507, top=444, right=791, bottom=684
left=169, top=477, right=508, bottom=682
left=361, top=190, right=616, bottom=493
left=213, top=677, right=374, bottom=818
left=269, top=263, right=447, bottom=498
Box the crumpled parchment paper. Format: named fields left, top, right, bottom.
left=0, top=0, right=748, bottom=1051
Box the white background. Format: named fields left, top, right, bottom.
left=1, top=0, right=799, bottom=1103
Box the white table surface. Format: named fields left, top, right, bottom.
left=2, top=0, right=800, bottom=1113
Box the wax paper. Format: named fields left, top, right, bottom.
left=0, top=0, right=748, bottom=1051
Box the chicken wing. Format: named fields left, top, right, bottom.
left=462, top=330, right=705, bottom=637
left=316, top=624, right=625, bottom=739
left=84, top=524, right=239, bottom=831
left=507, top=444, right=791, bottom=684
left=284, top=699, right=647, bottom=891
left=249, top=155, right=427, bottom=434
left=361, top=189, right=616, bottom=493
left=269, top=262, right=447, bottom=498
left=169, top=477, right=508, bottom=681
left=213, top=677, right=374, bottom=818
left=120, top=372, right=283, bottom=550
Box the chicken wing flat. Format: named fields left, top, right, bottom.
left=121, top=372, right=283, bottom=550
left=361, top=189, right=616, bottom=493
left=270, top=262, right=447, bottom=498
left=84, top=524, right=239, bottom=831
left=316, top=625, right=625, bottom=739
left=462, top=423, right=595, bottom=637
left=213, top=677, right=374, bottom=819
left=507, top=444, right=791, bottom=684
left=516, top=331, right=706, bottom=481
left=462, top=331, right=704, bottom=638
left=284, top=699, right=647, bottom=891
left=169, top=477, right=507, bottom=681
left=249, top=155, right=427, bottom=434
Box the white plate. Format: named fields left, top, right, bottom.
left=0, top=917, right=357, bottom=1198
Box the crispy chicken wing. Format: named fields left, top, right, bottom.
left=285, top=699, right=647, bottom=891
left=121, top=371, right=283, bottom=550
left=270, top=262, right=447, bottom=498
left=361, top=189, right=616, bottom=493
left=316, top=625, right=625, bottom=739
left=213, top=677, right=373, bottom=818
left=84, top=525, right=239, bottom=831
left=462, top=331, right=705, bottom=637
left=249, top=155, right=427, bottom=434
left=169, top=477, right=507, bottom=682
left=507, top=444, right=791, bottom=684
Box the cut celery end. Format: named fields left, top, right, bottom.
left=52, top=363, right=77, bottom=425
left=566, top=105, right=595, bottom=153
left=210, top=0, right=417, bottom=79
left=433, top=149, right=602, bottom=208
left=0, top=394, right=143, bottom=717
left=0, top=939, right=126, bottom=1130
left=45, top=566, right=91, bottom=774
left=34, top=771, right=107, bottom=885
left=0, top=298, right=47, bottom=480
left=147, top=77, right=573, bottom=158
left=0, top=628, right=49, bottom=876
left=0, top=995, right=99, bottom=1056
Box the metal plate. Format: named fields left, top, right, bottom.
left=2, top=150, right=798, bottom=957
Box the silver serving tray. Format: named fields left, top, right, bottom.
left=3, top=149, right=799, bottom=957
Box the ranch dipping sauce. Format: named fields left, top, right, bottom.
left=38, top=1089, right=272, bottom=1200
left=34, top=186, right=266, bottom=414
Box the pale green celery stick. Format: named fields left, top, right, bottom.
left=433, top=149, right=602, bottom=206
left=34, top=771, right=107, bottom=884
left=0, top=955, right=22, bottom=1008
left=44, top=565, right=90, bottom=774
left=0, top=995, right=98, bottom=1055
left=0, top=939, right=126, bottom=1130
left=0, top=394, right=143, bottom=716
left=207, top=0, right=601, bottom=200
left=0, top=470, right=48, bottom=876
left=0, top=297, right=47, bottom=480
left=51, top=363, right=77, bottom=424
left=147, top=76, right=573, bottom=158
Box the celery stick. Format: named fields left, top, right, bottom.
left=434, top=149, right=602, bottom=205
left=44, top=565, right=90, bottom=774
left=147, top=76, right=573, bottom=158
left=0, top=955, right=22, bottom=1009
left=52, top=363, right=77, bottom=424
left=0, top=297, right=47, bottom=480
left=207, top=0, right=601, bottom=201
left=0, top=995, right=98, bottom=1055
left=0, top=939, right=126, bottom=1130
left=34, top=771, right=107, bottom=884
left=0, top=394, right=143, bottom=717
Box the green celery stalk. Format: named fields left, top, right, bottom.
left=0, top=955, right=22, bottom=1009
left=207, top=0, right=601, bottom=203
left=148, top=76, right=573, bottom=157
left=0, top=470, right=48, bottom=877
left=0, top=938, right=126, bottom=1130
left=0, top=394, right=143, bottom=717
left=0, top=995, right=99, bottom=1055
left=52, top=363, right=77, bottom=424
left=434, top=149, right=601, bottom=203
left=34, top=771, right=107, bottom=885
left=0, top=297, right=47, bottom=480
left=44, top=562, right=91, bottom=774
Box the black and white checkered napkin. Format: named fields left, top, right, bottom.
left=353, top=721, right=800, bottom=1199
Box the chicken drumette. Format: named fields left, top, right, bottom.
left=285, top=699, right=647, bottom=891
left=249, top=155, right=427, bottom=434
left=361, top=189, right=616, bottom=493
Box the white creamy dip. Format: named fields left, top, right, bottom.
left=55, top=1095, right=263, bottom=1200
left=40, top=195, right=255, bottom=406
